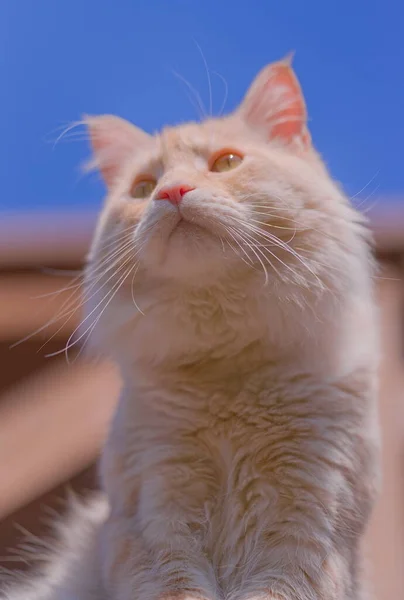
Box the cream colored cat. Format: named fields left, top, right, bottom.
left=3, top=58, right=380, bottom=600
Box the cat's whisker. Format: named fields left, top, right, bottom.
left=11, top=237, right=142, bottom=350
left=361, top=196, right=380, bottom=215
left=40, top=237, right=138, bottom=321
left=49, top=221, right=152, bottom=334
left=172, top=70, right=207, bottom=120
left=37, top=240, right=147, bottom=353
left=32, top=278, right=84, bottom=300
left=355, top=185, right=380, bottom=213
left=40, top=267, right=84, bottom=278
left=50, top=120, right=87, bottom=150
left=218, top=234, right=226, bottom=254
left=247, top=199, right=369, bottom=246
left=35, top=306, right=81, bottom=354
left=230, top=225, right=288, bottom=283
left=249, top=217, right=300, bottom=233
left=212, top=70, right=229, bottom=117
left=222, top=225, right=255, bottom=268
left=83, top=224, right=153, bottom=291
left=249, top=217, right=299, bottom=246
left=226, top=225, right=272, bottom=285
left=62, top=262, right=137, bottom=363
left=255, top=228, right=323, bottom=283
left=223, top=235, right=249, bottom=266
left=193, top=39, right=213, bottom=117
left=227, top=223, right=283, bottom=279
left=251, top=210, right=356, bottom=248
left=130, top=261, right=145, bottom=315
left=94, top=224, right=138, bottom=253
left=237, top=218, right=318, bottom=272
left=350, top=171, right=380, bottom=201
left=46, top=260, right=135, bottom=362
left=232, top=218, right=324, bottom=289
left=85, top=237, right=140, bottom=284
left=49, top=134, right=92, bottom=145
left=81, top=238, right=145, bottom=319
left=35, top=227, right=137, bottom=301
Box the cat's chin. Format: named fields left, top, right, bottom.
left=142, top=221, right=237, bottom=282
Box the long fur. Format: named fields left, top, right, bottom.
left=2, top=60, right=380, bottom=600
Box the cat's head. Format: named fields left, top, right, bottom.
left=82, top=59, right=372, bottom=366
left=86, top=59, right=320, bottom=281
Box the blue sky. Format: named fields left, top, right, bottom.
left=1, top=0, right=403, bottom=214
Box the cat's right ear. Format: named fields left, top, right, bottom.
left=84, top=115, right=152, bottom=188
left=235, top=58, right=311, bottom=150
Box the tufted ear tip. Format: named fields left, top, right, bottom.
left=281, top=51, right=295, bottom=66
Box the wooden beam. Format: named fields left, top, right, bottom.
left=0, top=359, right=120, bottom=519
left=0, top=212, right=95, bottom=268
left=0, top=273, right=80, bottom=340
left=365, top=266, right=404, bottom=599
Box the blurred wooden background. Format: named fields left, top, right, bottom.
left=0, top=210, right=403, bottom=598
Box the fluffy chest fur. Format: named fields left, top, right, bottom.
left=100, top=356, right=378, bottom=600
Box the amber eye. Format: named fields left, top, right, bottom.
left=130, top=178, right=157, bottom=199
left=210, top=152, right=243, bottom=173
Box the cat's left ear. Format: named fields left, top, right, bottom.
left=236, top=57, right=311, bottom=149
left=84, top=114, right=153, bottom=188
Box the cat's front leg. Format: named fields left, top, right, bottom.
left=99, top=514, right=217, bottom=600
left=100, top=449, right=219, bottom=600
left=233, top=551, right=349, bottom=600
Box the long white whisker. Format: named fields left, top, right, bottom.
left=222, top=225, right=255, bottom=267
left=36, top=241, right=142, bottom=352
left=51, top=120, right=86, bottom=150
left=248, top=209, right=345, bottom=245
left=249, top=217, right=300, bottom=232
left=226, top=225, right=271, bottom=285
left=40, top=267, right=83, bottom=278
left=194, top=39, right=213, bottom=116
left=229, top=225, right=285, bottom=282
left=35, top=242, right=141, bottom=353
left=13, top=218, right=158, bottom=350
left=233, top=218, right=324, bottom=288
left=70, top=262, right=138, bottom=364
left=49, top=238, right=138, bottom=319
left=34, top=228, right=138, bottom=302
left=172, top=70, right=206, bottom=120
left=212, top=70, right=228, bottom=117
left=249, top=217, right=298, bottom=245
left=12, top=238, right=141, bottom=349
left=46, top=260, right=135, bottom=362
left=44, top=233, right=149, bottom=355
left=350, top=172, right=380, bottom=201
left=130, top=261, right=145, bottom=315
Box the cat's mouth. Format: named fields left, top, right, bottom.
left=167, top=216, right=209, bottom=241
left=167, top=212, right=210, bottom=238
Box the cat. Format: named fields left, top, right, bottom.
left=2, top=57, right=380, bottom=600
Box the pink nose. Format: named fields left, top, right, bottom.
left=155, top=184, right=195, bottom=206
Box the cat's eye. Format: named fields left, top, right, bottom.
left=210, top=152, right=243, bottom=173
left=130, top=178, right=157, bottom=199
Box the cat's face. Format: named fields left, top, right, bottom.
left=82, top=60, right=371, bottom=363
left=89, top=117, right=317, bottom=282
left=87, top=60, right=361, bottom=286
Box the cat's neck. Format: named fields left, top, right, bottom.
left=112, top=272, right=374, bottom=390
left=116, top=275, right=302, bottom=371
